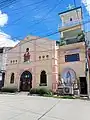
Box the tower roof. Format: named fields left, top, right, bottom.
left=58, top=6, right=82, bottom=15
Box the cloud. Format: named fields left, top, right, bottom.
left=0, top=10, right=19, bottom=47
left=0, top=31, right=19, bottom=47
left=82, top=0, right=90, bottom=15
left=0, top=10, right=8, bottom=27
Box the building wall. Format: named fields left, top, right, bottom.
left=60, top=8, right=82, bottom=26
left=63, top=27, right=82, bottom=38
left=0, top=47, right=12, bottom=88
left=85, top=32, right=90, bottom=46
left=59, top=7, right=82, bottom=39
left=0, top=47, right=11, bottom=71
left=4, top=36, right=59, bottom=91
left=59, top=7, right=82, bottom=27
left=58, top=42, right=86, bottom=80
left=60, top=24, right=82, bottom=38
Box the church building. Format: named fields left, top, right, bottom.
left=4, top=36, right=59, bottom=91
left=3, top=7, right=90, bottom=96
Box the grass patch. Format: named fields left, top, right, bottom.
left=43, top=94, right=53, bottom=97
left=53, top=95, right=77, bottom=99
left=42, top=95, right=79, bottom=99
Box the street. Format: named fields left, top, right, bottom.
left=0, top=94, right=90, bottom=120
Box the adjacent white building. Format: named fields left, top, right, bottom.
left=85, top=32, right=90, bottom=47
left=0, top=47, right=12, bottom=88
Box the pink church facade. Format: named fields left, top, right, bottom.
left=4, top=36, right=59, bottom=91
left=4, top=35, right=88, bottom=95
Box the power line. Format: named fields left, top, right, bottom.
left=4, top=0, right=49, bottom=27
left=9, top=31, right=59, bottom=51
left=0, top=0, right=89, bottom=30
left=0, top=18, right=89, bottom=53
left=9, top=0, right=46, bottom=13
left=0, top=30, right=59, bottom=52
left=0, top=3, right=90, bottom=52
left=17, top=1, right=89, bottom=36
left=1, top=0, right=89, bottom=39
left=0, top=0, right=47, bottom=19
left=7, top=18, right=90, bottom=42
left=0, top=0, right=18, bottom=10
left=0, top=0, right=14, bottom=6
left=26, top=0, right=64, bottom=34
left=0, top=0, right=10, bottom=4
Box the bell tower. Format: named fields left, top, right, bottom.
left=58, top=6, right=83, bottom=40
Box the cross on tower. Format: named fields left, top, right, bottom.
left=67, top=4, right=74, bottom=10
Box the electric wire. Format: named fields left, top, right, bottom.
left=5, top=0, right=48, bottom=26
left=26, top=0, right=64, bottom=34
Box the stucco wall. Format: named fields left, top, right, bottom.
left=58, top=42, right=86, bottom=80
left=4, top=36, right=58, bottom=90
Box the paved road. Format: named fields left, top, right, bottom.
left=0, top=94, right=90, bottom=120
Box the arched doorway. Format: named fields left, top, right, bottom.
left=2, top=72, right=5, bottom=87
left=40, top=70, right=47, bottom=86
left=20, top=71, right=32, bottom=91
left=0, top=72, right=5, bottom=89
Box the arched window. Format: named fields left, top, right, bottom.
left=10, top=73, right=14, bottom=84
left=46, top=55, right=49, bottom=59
left=13, top=60, right=15, bottom=63
left=70, top=18, right=72, bottom=21
left=40, top=70, right=47, bottom=86
left=39, top=56, right=41, bottom=60
left=42, top=56, right=45, bottom=59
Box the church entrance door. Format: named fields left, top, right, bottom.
left=79, top=77, right=87, bottom=95
left=20, top=71, right=32, bottom=91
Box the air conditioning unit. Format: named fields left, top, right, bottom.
left=63, top=86, right=73, bottom=95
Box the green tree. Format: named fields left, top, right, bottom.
left=60, top=38, right=66, bottom=46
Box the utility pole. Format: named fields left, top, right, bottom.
left=85, top=32, right=90, bottom=99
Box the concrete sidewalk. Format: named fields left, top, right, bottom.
left=0, top=94, right=90, bottom=120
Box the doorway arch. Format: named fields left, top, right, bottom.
left=20, top=71, right=32, bottom=91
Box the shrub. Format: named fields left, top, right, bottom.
left=29, top=88, right=53, bottom=96
left=38, top=88, right=47, bottom=96
left=30, top=88, right=38, bottom=94
left=1, top=87, right=18, bottom=93
left=61, top=96, right=75, bottom=99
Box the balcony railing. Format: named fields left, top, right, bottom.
left=60, top=31, right=85, bottom=46
left=58, top=21, right=82, bottom=30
